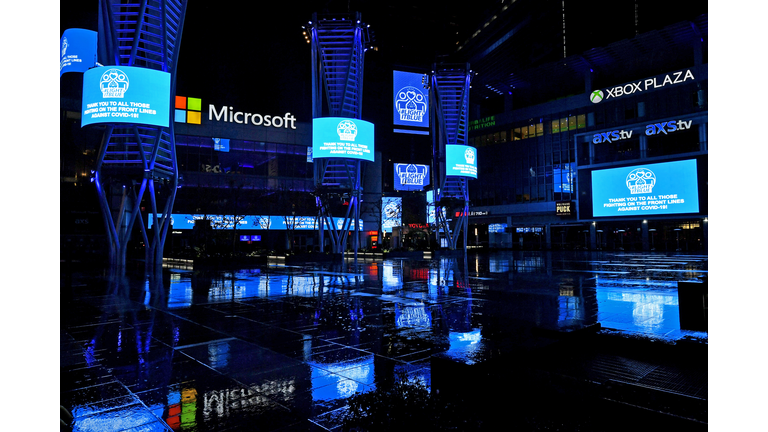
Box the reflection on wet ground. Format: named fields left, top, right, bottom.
left=61, top=251, right=707, bottom=431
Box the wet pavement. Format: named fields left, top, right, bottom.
left=61, top=250, right=708, bottom=431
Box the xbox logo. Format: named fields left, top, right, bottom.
left=590, top=90, right=604, bottom=104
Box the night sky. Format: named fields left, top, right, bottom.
left=60, top=1, right=500, bottom=124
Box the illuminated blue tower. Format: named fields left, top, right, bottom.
left=92, top=0, right=187, bottom=269
left=306, top=13, right=373, bottom=255
left=430, top=64, right=474, bottom=251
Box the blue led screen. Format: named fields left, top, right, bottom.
left=82, top=66, right=171, bottom=127
left=445, top=145, right=478, bottom=178
left=382, top=197, right=402, bottom=233
left=149, top=214, right=362, bottom=231
left=393, top=71, right=429, bottom=129
left=312, top=117, right=374, bottom=161
left=591, top=159, right=700, bottom=217
left=60, top=28, right=97, bottom=76
left=394, top=163, right=429, bottom=191
left=213, top=138, right=230, bottom=152
left=554, top=162, right=575, bottom=193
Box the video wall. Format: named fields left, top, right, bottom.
left=149, top=214, right=362, bottom=231
left=585, top=158, right=703, bottom=218
left=312, top=117, right=374, bottom=162
left=445, top=145, right=478, bottom=178
left=393, top=70, right=429, bottom=133
left=81, top=66, right=171, bottom=127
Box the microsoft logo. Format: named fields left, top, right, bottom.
left=590, top=90, right=604, bottom=104
left=175, top=96, right=201, bottom=124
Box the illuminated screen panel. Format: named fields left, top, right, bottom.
left=394, top=163, right=429, bottom=191
left=312, top=117, right=374, bottom=161
left=82, top=66, right=171, bottom=127
left=382, top=197, right=402, bottom=233
left=554, top=162, right=575, bottom=193
left=393, top=70, right=429, bottom=129
left=149, top=214, right=362, bottom=231
left=591, top=159, right=699, bottom=217
left=60, top=28, right=97, bottom=76
left=445, top=145, right=478, bottom=178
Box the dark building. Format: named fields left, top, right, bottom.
left=61, top=1, right=708, bottom=258
left=452, top=1, right=708, bottom=251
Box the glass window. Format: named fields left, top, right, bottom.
left=560, top=118, right=568, bottom=132
left=493, top=132, right=500, bottom=143
left=536, top=123, right=544, bottom=136
left=568, top=116, right=577, bottom=131
left=577, top=114, right=586, bottom=129
left=499, top=130, right=507, bottom=142
left=513, top=128, right=522, bottom=141
left=521, top=127, right=529, bottom=140
left=551, top=120, right=560, bottom=134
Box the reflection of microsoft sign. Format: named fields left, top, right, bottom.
left=589, top=69, right=695, bottom=103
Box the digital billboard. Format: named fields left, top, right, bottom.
left=553, top=162, right=574, bottom=193
left=60, top=28, right=97, bottom=76
left=393, top=70, right=429, bottom=130
left=149, top=214, right=361, bottom=231
left=394, top=163, right=429, bottom=191
left=382, top=197, right=402, bottom=233
left=591, top=159, right=699, bottom=217
left=445, top=145, right=478, bottom=178
left=82, top=66, right=171, bottom=127
left=312, top=117, right=374, bottom=162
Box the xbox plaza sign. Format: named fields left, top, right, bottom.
left=590, top=69, right=695, bottom=104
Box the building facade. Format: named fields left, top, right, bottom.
left=460, top=9, right=708, bottom=251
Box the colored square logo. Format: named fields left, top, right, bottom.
left=187, top=97, right=201, bottom=111
left=187, top=111, right=201, bottom=124
left=174, top=96, right=202, bottom=124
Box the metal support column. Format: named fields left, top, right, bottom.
left=307, top=13, right=372, bottom=257
left=93, top=0, right=187, bottom=270
left=430, top=63, right=473, bottom=251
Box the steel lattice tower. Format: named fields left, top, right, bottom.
left=93, top=0, right=187, bottom=269
left=307, top=13, right=372, bottom=254
left=430, top=64, right=473, bottom=251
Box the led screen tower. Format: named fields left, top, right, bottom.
left=90, top=0, right=187, bottom=269
left=430, top=64, right=474, bottom=251
left=307, top=12, right=373, bottom=255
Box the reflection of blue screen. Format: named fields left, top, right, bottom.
left=82, top=66, right=171, bottom=127
left=592, top=159, right=699, bottom=217
left=393, top=71, right=429, bottom=129
left=312, top=117, right=374, bottom=161
left=445, top=145, right=478, bottom=178
left=60, top=28, right=97, bottom=76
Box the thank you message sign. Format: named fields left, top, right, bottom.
left=591, top=159, right=699, bottom=217
left=60, top=28, right=97, bottom=76
left=312, top=117, right=375, bottom=161
left=82, top=66, right=171, bottom=127
left=446, top=145, right=478, bottom=178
